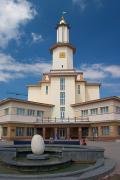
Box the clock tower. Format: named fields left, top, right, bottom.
left=50, top=16, right=76, bottom=70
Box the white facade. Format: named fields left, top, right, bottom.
left=28, top=16, right=101, bottom=119
left=0, top=16, right=120, bottom=141
left=57, top=25, right=69, bottom=43
left=52, top=47, right=73, bottom=70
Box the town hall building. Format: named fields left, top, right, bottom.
left=0, top=16, right=120, bottom=141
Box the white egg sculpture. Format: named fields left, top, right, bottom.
left=31, top=134, right=45, bottom=155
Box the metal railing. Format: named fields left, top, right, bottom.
left=36, top=117, right=89, bottom=123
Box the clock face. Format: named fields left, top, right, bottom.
left=59, top=52, right=66, bottom=58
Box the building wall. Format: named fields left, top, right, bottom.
left=73, top=99, right=120, bottom=122
left=0, top=101, right=52, bottom=124
left=51, top=76, right=75, bottom=118
left=57, top=26, right=69, bottom=43
left=65, top=76, right=76, bottom=118
left=75, top=82, right=86, bottom=103
left=28, top=83, right=51, bottom=104
left=50, top=77, right=60, bottom=118
left=52, top=47, right=73, bottom=70
left=85, top=85, right=100, bottom=101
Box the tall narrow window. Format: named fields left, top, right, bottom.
left=60, top=92, right=65, bottom=105
left=60, top=77, right=65, bottom=91
left=78, top=85, right=80, bottom=94
left=90, top=108, right=98, bottom=115
left=17, top=108, right=25, bottom=115
left=27, top=109, right=35, bottom=116
left=100, top=106, right=109, bottom=114
left=102, top=126, right=109, bottom=136
left=4, top=108, right=9, bottom=115
left=116, top=107, right=120, bottom=113
left=60, top=107, right=65, bottom=119
left=16, top=127, right=24, bottom=136
left=27, top=128, right=34, bottom=136
left=3, top=127, right=7, bottom=136
left=37, top=111, right=43, bottom=117
left=46, top=86, right=48, bottom=94
left=81, top=110, right=88, bottom=116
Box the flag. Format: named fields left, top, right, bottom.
left=62, top=11, right=67, bottom=15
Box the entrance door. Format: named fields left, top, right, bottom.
left=93, top=127, right=98, bottom=137
left=58, top=128, right=66, bottom=139
left=36, top=128, right=43, bottom=136
left=82, top=127, right=89, bottom=137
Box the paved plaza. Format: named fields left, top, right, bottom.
left=88, top=141, right=120, bottom=179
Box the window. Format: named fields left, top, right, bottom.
left=78, top=85, right=80, bottom=94
left=60, top=92, right=65, bottom=105
left=60, top=107, right=65, bottom=118
left=37, top=111, right=43, bottom=117
left=116, top=107, right=120, bottom=113
left=60, top=107, right=65, bottom=111
left=46, top=86, right=48, bottom=95
left=3, top=127, right=7, bottom=136
left=90, top=108, right=98, bottom=115
left=118, top=126, right=120, bottom=135
left=16, top=127, right=24, bottom=136
left=100, top=106, right=109, bottom=114
left=27, top=109, right=35, bottom=116
left=81, top=110, right=88, bottom=116
left=102, top=126, right=109, bottom=136
left=4, top=108, right=9, bottom=115
left=17, top=108, right=25, bottom=115
left=27, top=128, right=34, bottom=136
left=60, top=77, right=65, bottom=91
left=92, top=127, right=98, bottom=136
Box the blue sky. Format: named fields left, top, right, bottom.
left=0, top=0, right=120, bottom=99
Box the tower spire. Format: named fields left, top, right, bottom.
left=56, top=16, right=70, bottom=43
left=50, top=16, right=76, bottom=70
left=59, top=16, right=66, bottom=25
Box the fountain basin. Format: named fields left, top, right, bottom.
left=27, top=153, right=49, bottom=160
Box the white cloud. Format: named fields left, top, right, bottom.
left=72, top=0, right=87, bottom=11
left=0, top=0, right=36, bottom=48
left=79, top=63, right=120, bottom=80
left=0, top=53, right=51, bottom=82
left=72, top=0, right=105, bottom=11
left=104, top=65, right=120, bottom=78
left=31, top=33, right=44, bottom=43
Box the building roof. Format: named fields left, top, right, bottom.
left=49, top=43, right=76, bottom=54
left=71, top=96, right=120, bottom=107
left=0, top=98, right=54, bottom=107
left=86, top=82, right=101, bottom=87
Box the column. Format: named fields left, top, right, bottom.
left=7, top=126, right=12, bottom=140
left=67, top=127, right=70, bottom=140
left=98, top=126, right=102, bottom=137
left=78, top=127, right=82, bottom=140
left=88, top=127, right=93, bottom=139
left=110, top=125, right=118, bottom=137
left=43, top=127, right=46, bottom=139
left=54, top=127, right=58, bottom=140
